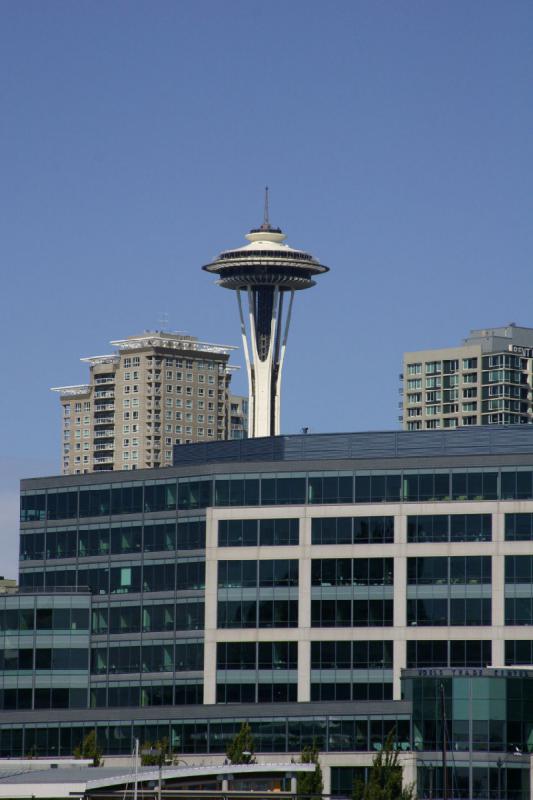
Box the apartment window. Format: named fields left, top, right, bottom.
left=64, top=406, right=71, bottom=417
left=124, top=358, right=131, bottom=367
left=186, top=426, right=192, bottom=434
left=462, top=416, right=477, bottom=426
left=407, top=363, right=422, bottom=375
left=425, top=361, right=442, bottom=374
left=75, top=403, right=82, bottom=412
left=131, top=424, right=138, bottom=432
left=408, top=408, right=421, bottom=417
left=198, top=374, right=205, bottom=383
left=83, top=402, right=90, bottom=412
left=175, top=425, right=182, bottom=433
left=407, top=379, right=422, bottom=390
left=124, top=386, right=131, bottom=394
left=132, top=411, right=139, bottom=420
left=444, top=418, right=458, bottom=428
left=463, top=387, right=477, bottom=398
left=208, top=428, right=214, bottom=436
left=186, top=387, right=192, bottom=396
left=124, top=372, right=131, bottom=380
left=208, top=376, right=215, bottom=384
left=123, top=439, right=130, bottom=447
left=186, top=400, right=193, bottom=409
left=166, top=385, right=172, bottom=392
left=186, top=373, right=193, bottom=382
left=123, top=412, right=130, bottom=421
left=165, top=424, right=172, bottom=432
left=132, top=385, right=139, bottom=393
left=131, top=399, right=139, bottom=407
left=463, top=373, right=477, bottom=384
left=426, top=377, right=441, bottom=389
left=463, top=358, right=478, bottom=370
left=198, top=428, right=204, bottom=436
left=443, top=403, right=459, bottom=414
left=407, top=393, right=422, bottom=404
left=407, top=421, right=422, bottom=431
left=165, top=399, right=173, bottom=408
left=132, top=357, right=140, bottom=367
left=426, top=391, right=441, bottom=403
left=443, top=374, right=459, bottom=388
left=426, top=420, right=441, bottom=429
left=123, top=399, right=130, bottom=408
left=132, top=451, right=139, bottom=461
left=426, top=406, right=441, bottom=416
left=443, top=360, right=459, bottom=373
left=166, top=370, right=173, bottom=379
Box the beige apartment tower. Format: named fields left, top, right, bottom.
left=401, top=324, right=533, bottom=431
left=52, top=332, right=246, bottom=475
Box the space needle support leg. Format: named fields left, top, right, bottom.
left=236, top=289, right=254, bottom=437
left=274, top=289, right=295, bottom=435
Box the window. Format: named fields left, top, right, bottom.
left=311, top=517, right=394, bottom=545
left=407, top=363, right=422, bottom=375
left=219, top=519, right=299, bottom=547
left=425, top=361, right=442, bottom=374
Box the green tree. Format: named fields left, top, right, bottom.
left=297, top=744, right=324, bottom=798
left=226, top=722, right=255, bottom=764
left=73, top=730, right=102, bottom=767
left=352, top=734, right=415, bottom=800
left=141, top=738, right=170, bottom=767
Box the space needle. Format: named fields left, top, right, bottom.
left=202, top=191, right=329, bottom=437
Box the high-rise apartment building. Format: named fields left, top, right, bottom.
left=401, top=324, right=533, bottom=431
left=52, top=332, right=245, bottom=475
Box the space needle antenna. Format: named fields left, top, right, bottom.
left=261, top=186, right=270, bottom=231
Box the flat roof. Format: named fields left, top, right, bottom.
left=0, top=762, right=315, bottom=798
left=20, top=426, right=533, bottom=489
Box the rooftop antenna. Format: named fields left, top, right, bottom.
left=260, top=186, right=271, bottom=231
left=157, top=311, right=169, bottom=332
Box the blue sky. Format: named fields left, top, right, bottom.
left=1, top=1, right=532, bottom=576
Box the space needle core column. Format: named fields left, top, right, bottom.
left=202, top=192, right=329, bottom=437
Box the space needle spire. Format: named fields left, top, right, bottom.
left=202, top=194, right=329, bottom=437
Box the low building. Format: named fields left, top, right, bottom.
left=12, top=427, right=533, bottom=798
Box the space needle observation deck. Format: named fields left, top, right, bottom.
left=202, top=192, right=329, bottom=437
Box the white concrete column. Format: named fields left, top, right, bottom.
left=203, top=508, right=219, bottom=704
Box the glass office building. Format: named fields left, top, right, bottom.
left=9, top=427, right=533, bottom=798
